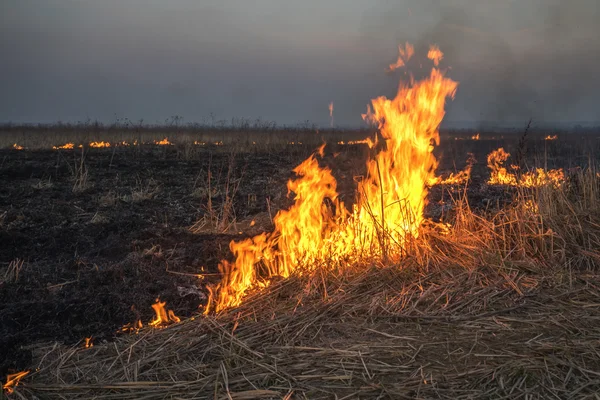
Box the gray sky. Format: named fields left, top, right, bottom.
left=1, top=0, right=599, bottom=127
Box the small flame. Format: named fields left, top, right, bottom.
left=388, top=42, right=414, bottom=71
left=53, top=143, right=75, bottom=150
left=149, top=299, right=180, bottom=328
left=3, top=371, right=29, bottom=395
left=12, top=144, right=24, bottom=150
left=337, top=139, right=370, bottom=145
left=89, top=141, right=111, bottom=148
left=427, top=45, right=444, bottom=66
left=471, top=133, right=480, bottom=140
left=154, top=138, right=172, bottom=146
left=545, top=135, right=558, bottom=141
left=430, top=154, right=476, bottom=186
left=84, top=337, right=93, bottom=348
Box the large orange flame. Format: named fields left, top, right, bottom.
left=206, top=45, right=457, bottom=313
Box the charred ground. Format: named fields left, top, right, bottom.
left=0, top=130, right=598, bottom=378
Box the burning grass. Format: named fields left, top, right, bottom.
left=13, top=169, right=600, bottom=399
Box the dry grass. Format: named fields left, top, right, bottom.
left=12, top=170, right=600, bottom=399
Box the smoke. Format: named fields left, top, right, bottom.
left=359, top=0, right=600, bottom=126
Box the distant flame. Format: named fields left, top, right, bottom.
left=12, top=144, right=24, bottom=150
left=471, top=133, right=480, bottom=140
left=427, top=45, right=444, bottom=67
left=388, top=42, right=414, bottom=71
left=154, top=138, right=172, bottom=146
left=545, top=135, right=558, bottom=141
left=89, top=141, right=111, bottom=148
left=487, top=147, right=564, bottom=187
left=53, top=143, right=75, bottom=150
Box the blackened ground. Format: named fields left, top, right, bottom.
left=0, top=133, right=597, bottom=376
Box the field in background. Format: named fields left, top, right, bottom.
left=2, top=126, right=600, bottom=398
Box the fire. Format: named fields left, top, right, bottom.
left=3, top=371, right=29, bottom=395
left=337, top=139, right=370, bottom=145
left=471, top=133, right=480, bottom=140
left=427, top=45, right=444, bottom=67
left=545, top=135, right=558, bottom=141
left=84, top=337, right=93, bottom=348
left=388, top=42, right=414, bottom=71
left=89, top=141, right=111, bottom=148
left=12, top=144, right=24, bottom=150
left=487, top=147, right=564, bottom=187
left=53, top=143, right=75, bottom=150
left=154, top=138, right=172, bottom=146
left=149, top=299, right=180, bottom=328
left=205, top=44, right=458, bottom=313
left=430, top=154, right=476, bottom=186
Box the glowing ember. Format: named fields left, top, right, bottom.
left=12, top=144, right=24, bottom=150
left=545, top=135, right=558, bottom=141
left=53, top=143, right=75, bottom=150
left=154, top=138, right=172, bottom=146
left=205, top=44, right=458, bottom=313
left=89, top=141, right=111, bottom=148
left=487, top=147, right=564, bottom=187
left=471, top=133, right=480, bottom=140
left=3, top=371, right=29, bottom=395
left=337, top=139, right=370, bottom=145
left=388, top=42, right=414, bottom=71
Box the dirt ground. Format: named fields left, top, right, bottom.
left=0, top=131, right=597, bottom=377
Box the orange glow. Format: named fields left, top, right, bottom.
left=12, top=144, right=24, bottom=150
left=3, top=371, right=29, bottom=395
left=487, top=148, right=564, bottom=187
left=471, top=133, right=480, bottom=140
left=337, top=139, right=370, bottom=145
left=154, top=138, right=172, bottom=146
left=89, top=141, right=111, bottom=148
left=53, top=143, right=75, bottom=150
left=427, top=45, right=444, bottom=66
left=545, top=135, right=558, bottom=141
left=84, top=337, right=93, bottom=348
left=388, top=42, right=414, bottom=71
left=329, top=101, right=334, bottom=127
left=205, top=44, right=458, bottom=313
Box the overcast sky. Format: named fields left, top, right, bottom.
left=1, top=0, right=599, bottom=127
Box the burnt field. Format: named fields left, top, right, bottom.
left=2, top=129, right=600, bottom=398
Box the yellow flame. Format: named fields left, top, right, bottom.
left=471, top=133, right=480, bottom=140
left=89, top=141, right=111, bottom=148
left=487, top=147, right=564, bottom=187
left=545, top=135, right=558, bottom=141
left=154, top=138, right=172, bottom=146
left=3, top=371, right=29, bottom=395
left=388, top=42, right=414, bottom=71
left=53, top=143, right=75, bottom=150
left=84, top=337, right=93, bottom=348
left=427, top=45, right=444, bottom=66
left=149, top=299, right=180, bottom=328
left=205, top=45, right=458, bottom=313
left=12, top=144, right=24, bottom=150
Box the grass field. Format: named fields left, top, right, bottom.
left=2, top=125, right=600, bottom=398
